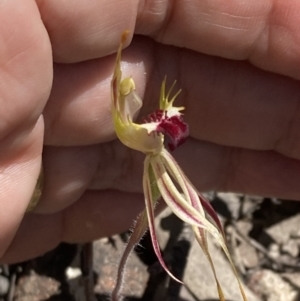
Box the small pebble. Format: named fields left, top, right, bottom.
left=0, top=275, right=9, bottom=296
left=66, top=267, right=82, bottom=280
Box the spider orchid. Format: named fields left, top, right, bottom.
left=111, top=32, right=247, bottom=301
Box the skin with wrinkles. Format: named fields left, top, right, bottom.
left=0, top=0, right=300, bottom=263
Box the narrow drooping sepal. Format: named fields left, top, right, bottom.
left=151, top=156, right=222, bottom=238
left=161, top=150, right=223, bottom=231
left=161, top=149, right=248, bottom=301
left=143, top=156, right=183, bottom=283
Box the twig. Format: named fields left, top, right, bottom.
left=81, top=243, right=97, bottom=301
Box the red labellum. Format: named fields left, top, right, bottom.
left=143, top=109, right=189, bottom=151
left=157, top=115, right=189, bottom=151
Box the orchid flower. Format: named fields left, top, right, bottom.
left=111, top=31, right=247, bottom=301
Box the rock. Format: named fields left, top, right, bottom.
left=268, top=243, right=280, bottom=260
left=281, top=272, right=300, bottom=289
left=0, top=275, right=9, bottom=296
left=266, top=214, right=300, bottom=245
left=183, top=238, right=260, bottom=301
left=93, top=236, right=149, bottom=299
left=237, top=239, right=259, bottom=269
left=241, top=195, right=264, bottom=217
left=14, top=270, right=60, bottom=301
left=233, top=221, right=259, bottom=269
left=66, top=267, right=82, bottom=280
left=282, top=239, right=299, bottom=258
left=217, top=192, right=242, bottom=219
left=248, top=269, right=299, bottom=301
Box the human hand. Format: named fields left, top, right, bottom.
left=1, top=0, right=300, bottom=263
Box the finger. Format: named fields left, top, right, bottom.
left=1, top=190, right=144, bottom=263
left=44, top=38, right=300, bottom=159
left=173, top=139, right=300, bottom=201
left=91, top=139, right=300, bottom=200
left=34, top=142, right=143, bottom=214
left=0, top=117, right=44, bottom=258
left=38, top=0, right=300, bottom=79
left=138, top=0, right=300, bottom=79
left=94, top=139, right=300, bottom=200
left=0, top=0, right=52, bottom=139
left=34, top=145, right=101, bottom=214
left=35, top=139, right=300, bottom=218
left=36, top=0, right=138, bottom=63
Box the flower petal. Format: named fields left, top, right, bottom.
left=160, top=151, right=222, bottom=292
left=151, top=155, right=221, bottom=239
left=157, top=115, right=189, bottom=151
left=159, top=78, right=184, bottom=113
left=160, top=149, right=203, bottom=214
left=111, top=32, right=163, bottom=154
left=160, top=149, right=248, bottom=301
left=157, top=79, right=189, bottom=151
left=144, top=156, right=183, bottom=283
left=162, top=149, right=224, bottom=234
